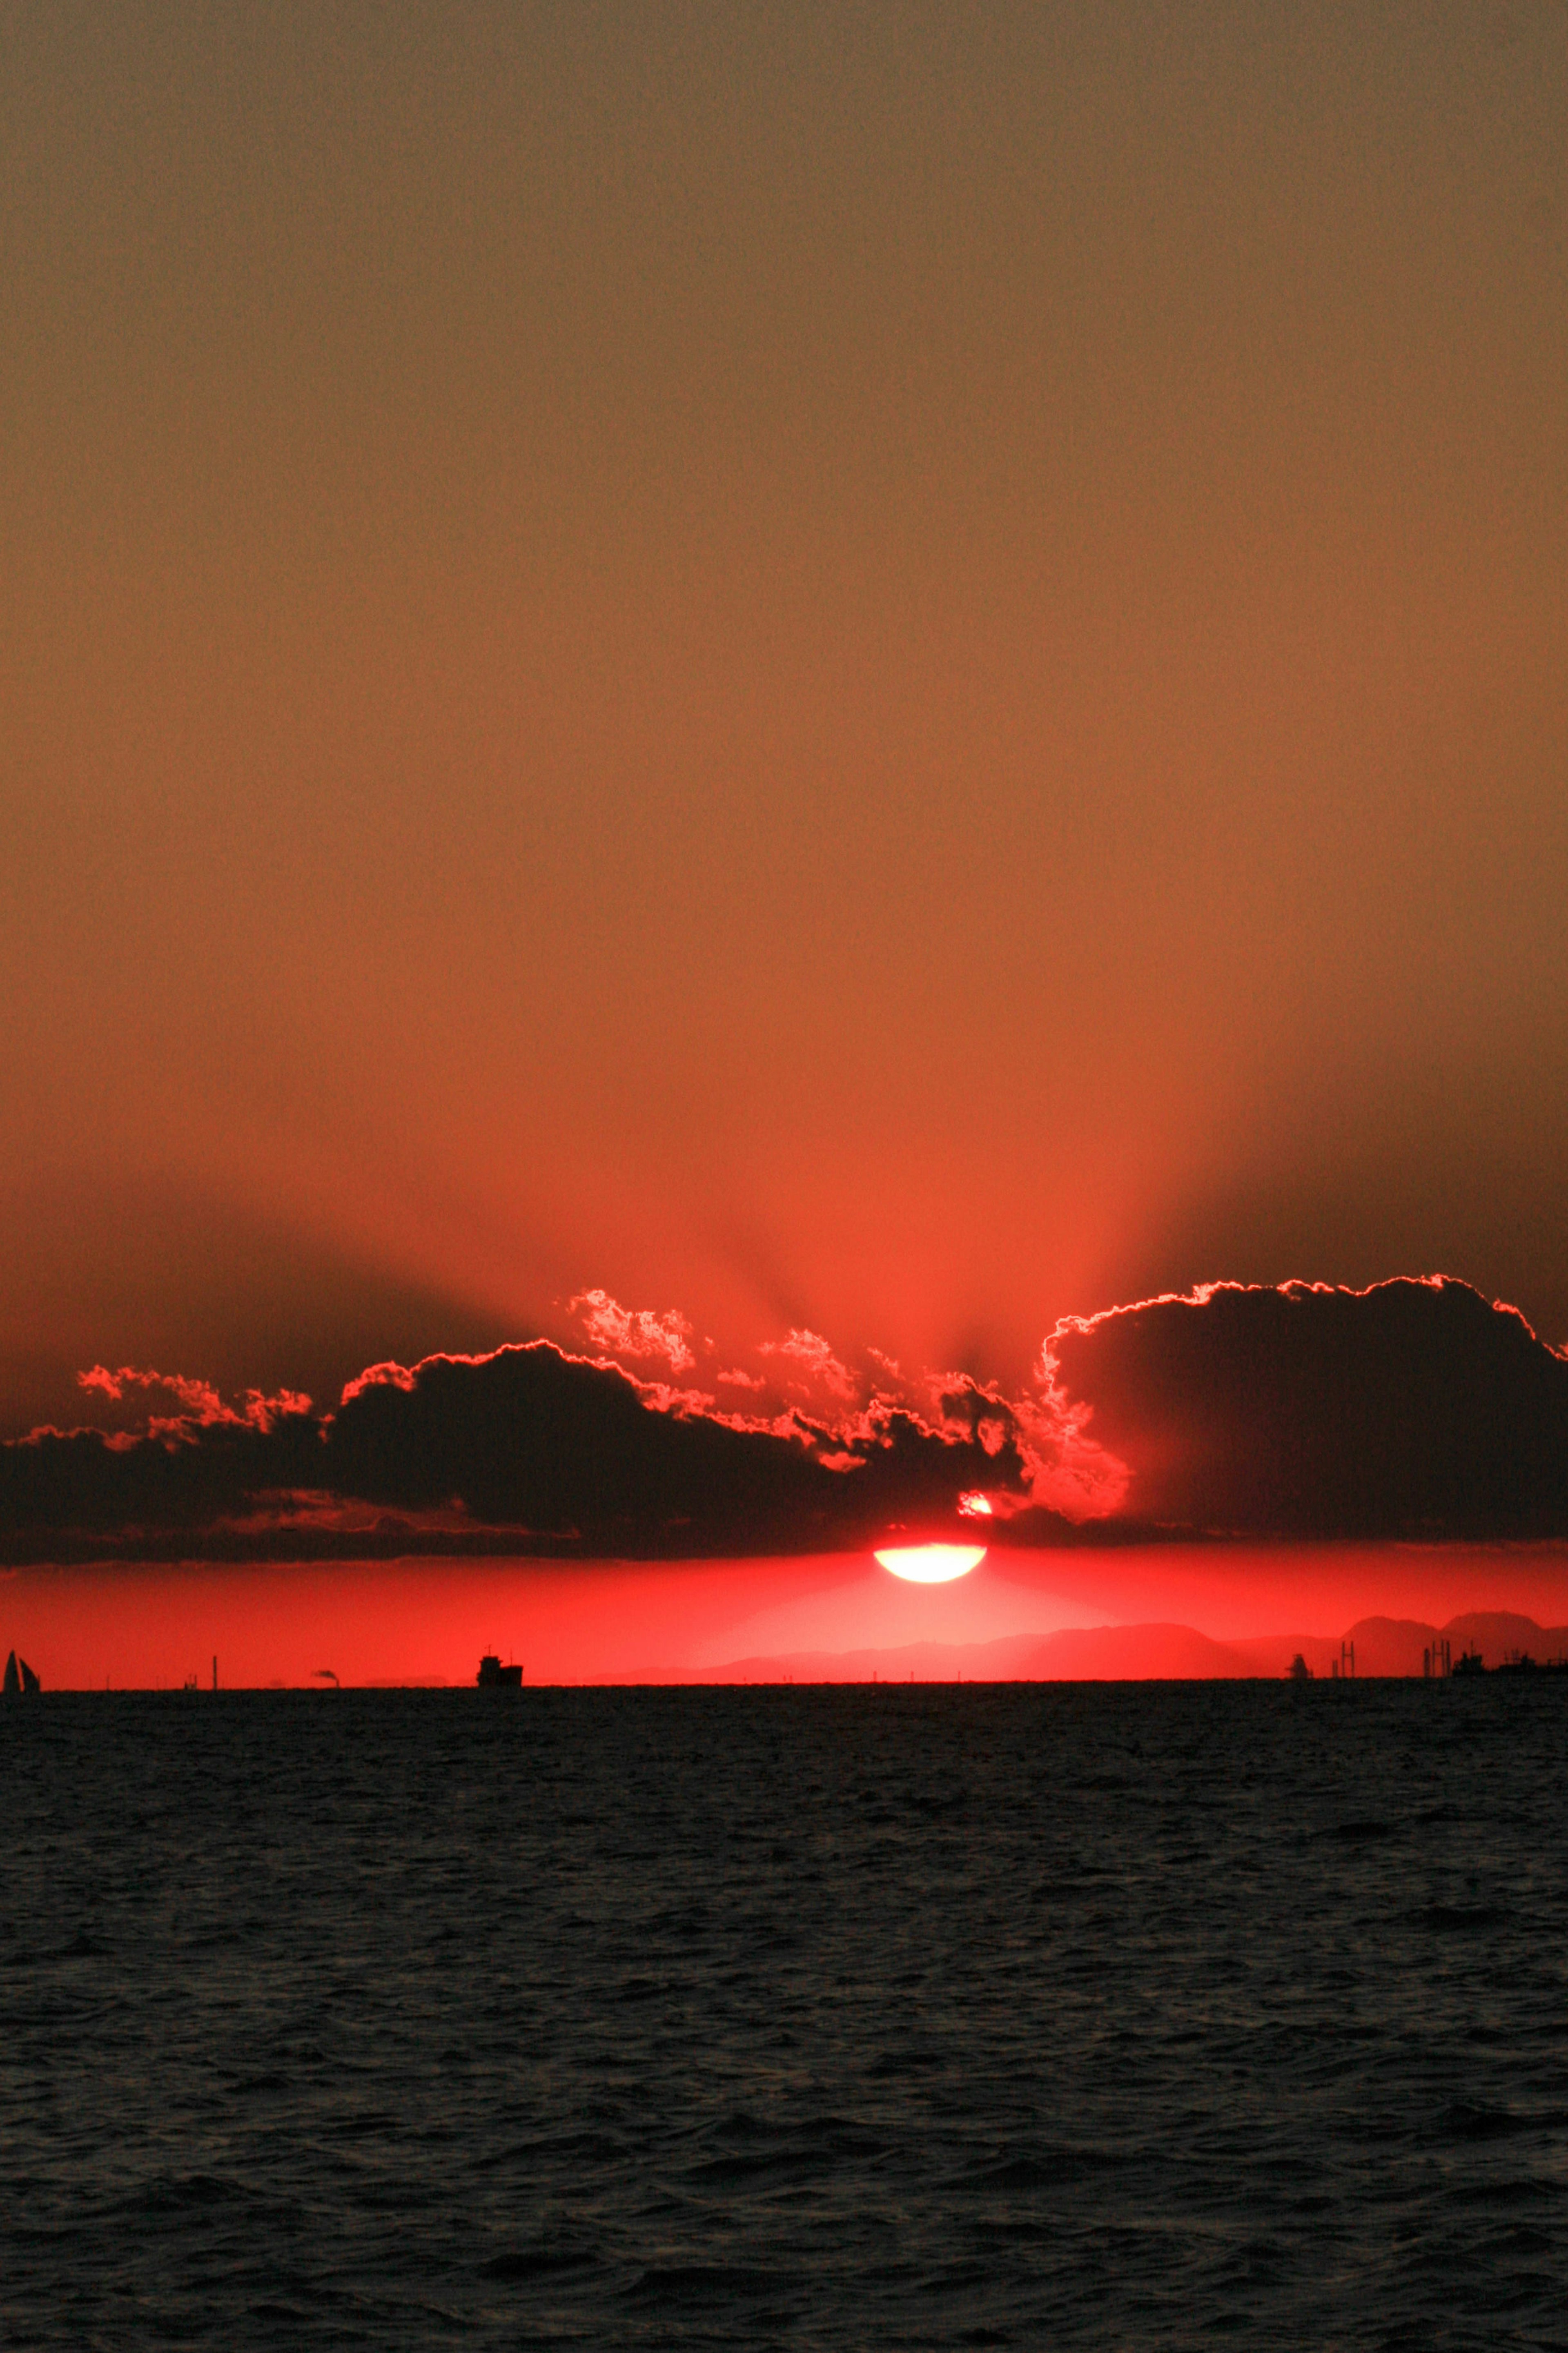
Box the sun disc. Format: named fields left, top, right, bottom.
left=875, top=1543, right=987, bottom=1584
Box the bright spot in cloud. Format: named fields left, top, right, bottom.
left=875, top=1544, right=988, bottom=1584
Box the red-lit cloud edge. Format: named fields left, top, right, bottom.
left=4, top=1275, right=1568, bottom=1564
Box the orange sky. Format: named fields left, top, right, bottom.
left=2, top=2, right=1565, bottom=1434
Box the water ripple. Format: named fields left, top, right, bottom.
left=3, top=1680, right=1567, bottom=2346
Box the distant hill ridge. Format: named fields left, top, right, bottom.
left=688, top=1611, right=1568, bottom=1684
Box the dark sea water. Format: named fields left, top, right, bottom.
left=4, top=1683, right=1567, bottom=2349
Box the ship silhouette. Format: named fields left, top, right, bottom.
left=477, top=1654, right=523, bottom=1690
left=1451, top=1647, right=1568, bottom=1676
left=4, top=1650, right=40, bottom=1695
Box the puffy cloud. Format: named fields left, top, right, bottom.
left=0, top=1394, right=323, bottom=1540
left=77, top=1366, right=313, bottom=1434
left=567, top=1290, right=696, bottom=1375
left=1044, top=1276, right=1568, bottom=1536
left=1, top=1338, right=1027, bottom=1562
left=760, top=1328, right=858, bottom=1401
left=10, top=1275, right=1568, bottom=1562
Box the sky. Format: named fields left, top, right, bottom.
left=2, top=5, right=1566, bottom=1529
left=9, top=1541, right=1568, bottom=1691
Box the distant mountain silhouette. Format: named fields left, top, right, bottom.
left=1336, top=1611, right=1568, bottom=1676
left=676, top=1634, right=1055, bottom=1685
left=686, top=1611, right=1568, bottom=1684
left=1017, top=1624, right=1257, bottom=1679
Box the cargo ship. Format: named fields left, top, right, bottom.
left=477, top=1654, right=523, bottom=1689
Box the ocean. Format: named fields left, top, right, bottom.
left=4, top=1680, right=1566, bottom=2348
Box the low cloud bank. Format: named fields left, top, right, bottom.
left=0, top=1341, right=1033, bottom=1562
left=4, top=1276, right=1566, bottom=1561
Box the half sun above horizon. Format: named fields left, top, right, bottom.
left=874, top=1544, right=989, bottom=1584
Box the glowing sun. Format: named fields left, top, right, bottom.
left=874, top=1543, right=988, bottom=1583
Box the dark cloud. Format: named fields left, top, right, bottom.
left=8, top=1277, right=1568, bottom=1561
left=0, top=1407, right=324, bottom=1546
left=0, top=1342, right=1031, bottom=1563
left=1046, top=1277, right=1568, bottom=1537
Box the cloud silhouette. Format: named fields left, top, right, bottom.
left=1045, top=1276, right=1568, bottom=1536
left=0, top=1339, right=1032, bottom=1562
left=0, top=1401, right=323, bottom=1542
left=7, top=1276, right=1568, bottom=1561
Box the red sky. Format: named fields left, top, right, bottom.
left=11, top=1544, right=1568, bottom=1691
left=2, top=3, right=1565, bottom=1442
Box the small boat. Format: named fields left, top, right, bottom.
left=3, top=1651, right=39, bottom=1696
left=477, top=1654, right=523, bottom=1690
